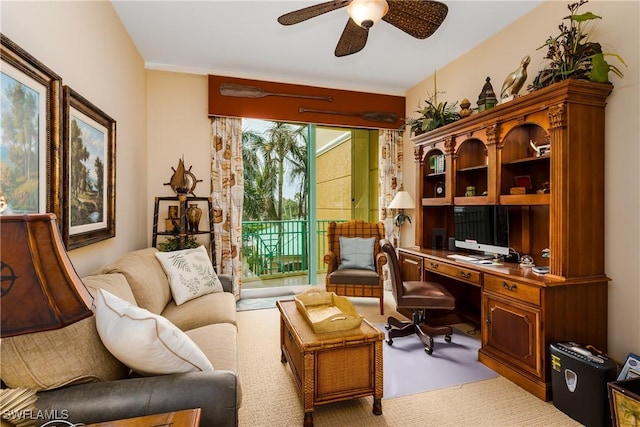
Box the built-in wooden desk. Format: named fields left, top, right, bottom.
left=397, top=247, right=608, bottom=402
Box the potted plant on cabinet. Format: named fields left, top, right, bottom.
left=529, top=0, right=625, bottom=91
left=407, top=91, right=460, bottom=136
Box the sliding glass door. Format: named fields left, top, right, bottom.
left=241, top=119, right=377, bottom=289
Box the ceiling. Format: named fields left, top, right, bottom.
left=112, top=1, right=543, bottom=96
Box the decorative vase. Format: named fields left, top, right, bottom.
left=186, top=203, right=202, bottom=232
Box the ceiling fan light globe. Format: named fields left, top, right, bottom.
left=347, top=0, right=388, bottom=29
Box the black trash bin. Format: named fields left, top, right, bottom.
left=550, top=342, right=618, bottom=427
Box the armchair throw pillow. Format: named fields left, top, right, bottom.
left=155, top=245, right=223, bottom=305
left=338, top=236, right=376, bottom=271
left=95, top=289, right=214, bottom=376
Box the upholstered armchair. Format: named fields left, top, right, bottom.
left=323, top=220, right=387, bottom=314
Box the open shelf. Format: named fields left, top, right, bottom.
left=458, top=164, right=488, bottom=173
left=500, top=194, right=550, bottom=206
left=422, top=197, right=449, bottom=206
left=502, top=155, right=550, bottom=166
left=453, top=195, right=490, bottom=205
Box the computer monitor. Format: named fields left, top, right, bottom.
left=454, top=205, right=509, bottom=257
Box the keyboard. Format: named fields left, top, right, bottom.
left=447, top=254, right=477, bottom=262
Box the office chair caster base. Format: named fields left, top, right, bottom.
left=386, top=316, right=406, bottom=330
left=423, top=336, right=435, bottom=355
left=445, top=334, right=452, bottom=343
left=386, top=338, right=393, bottom=346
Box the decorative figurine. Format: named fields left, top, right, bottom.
left=477, top=77, right=497, bottom=112
left=501, top=55, right=531, bottom=100
left=164, top=157, right=202, bottom=197
left=529, top=139, right=541, bottom=157
left=459, top=98, right=472, bottom=117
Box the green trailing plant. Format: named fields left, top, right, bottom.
left=529, top=0, right=626, bottom=91
left=158, top=235, right=199, bottom=252
left=407, top=90, right=460, bottom=135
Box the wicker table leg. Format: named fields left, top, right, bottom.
left=303, top=412, right=313, bottom=427
left=373, top=340, right=383, bottom=415
left=303, top=353, right=315, bottom=426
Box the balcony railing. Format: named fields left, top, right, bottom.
left=242, top=219, right=343, bottom=282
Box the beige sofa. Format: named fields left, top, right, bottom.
left=1, top=247, right=240, bottom=427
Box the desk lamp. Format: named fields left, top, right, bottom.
left=388, top=188, right=415, bottom=227
left=0, top=214, right=93, bottom=338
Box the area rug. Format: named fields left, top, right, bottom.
left=379, top=325, right=498, bottom=399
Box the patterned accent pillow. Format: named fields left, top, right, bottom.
left=95, top=289, right=214, bottom=375
left=338, top=236, right=376, bottom=271
left=155, top=245, right=223, bottom=305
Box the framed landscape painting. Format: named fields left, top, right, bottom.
left=62, top=86, right=116, bottom=249
left=0, top=34, right=62, bottom=218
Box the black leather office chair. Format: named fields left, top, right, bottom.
left=380, top=239, right=456, bottom=355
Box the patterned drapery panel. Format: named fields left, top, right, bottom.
left=210, top=117, right=243, bottom=298
left=378, top=129, right=403, bottom=289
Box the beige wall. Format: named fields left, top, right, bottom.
left=1, top=1, right=148, bottom=276
left=402, top=1, right=639, bottom=362
left=145, top=70, right=212, bottom=243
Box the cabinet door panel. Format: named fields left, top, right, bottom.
left=483, top=294, right=541, bottom=376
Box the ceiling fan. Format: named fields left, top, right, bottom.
left=277, top=0, right=448, bottom=57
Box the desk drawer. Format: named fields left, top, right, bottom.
left=424, top=259, right=481, bottom=286
left=484, top=275, right=540, bottom=306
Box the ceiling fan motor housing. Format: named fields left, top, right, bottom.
left=348, top=0, right=389, bottom=28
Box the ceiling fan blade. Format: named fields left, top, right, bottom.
left=278, top=0, right=351, bottom=25
left=383, top=0, right=448, bottom=39
left=335, top=19, right=369, bottom=57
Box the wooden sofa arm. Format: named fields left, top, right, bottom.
left=375, top=252, right=387, bottom=271
left=323, top=251, right=338, bottom=274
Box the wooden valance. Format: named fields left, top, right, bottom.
left=208, top=75, right=405, bottom=130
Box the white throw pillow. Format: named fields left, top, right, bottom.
left=154, top=245, right=223, bottom=305
left=94, top=289, right=214, bottom=376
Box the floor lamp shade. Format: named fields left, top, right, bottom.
left=0, top=214, right=93, bottom=338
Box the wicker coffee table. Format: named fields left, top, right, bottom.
left=277, top=299, right=384, bottom=427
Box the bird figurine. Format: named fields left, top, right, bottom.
left=501, top=55, right=531, bottom=100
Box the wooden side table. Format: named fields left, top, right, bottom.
left=277, top=299, right=384, bottom=427
left=84, top=408, right=201, bottom=427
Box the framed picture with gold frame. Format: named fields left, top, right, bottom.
left=0, top=34, right=62, bottom=217
left=62, top=86, right=116, bottom=249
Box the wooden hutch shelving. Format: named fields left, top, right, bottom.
left=401, top=79, right=612, bottom=401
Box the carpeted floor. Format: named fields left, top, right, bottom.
left=236, top=290, right=581, bottom=426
